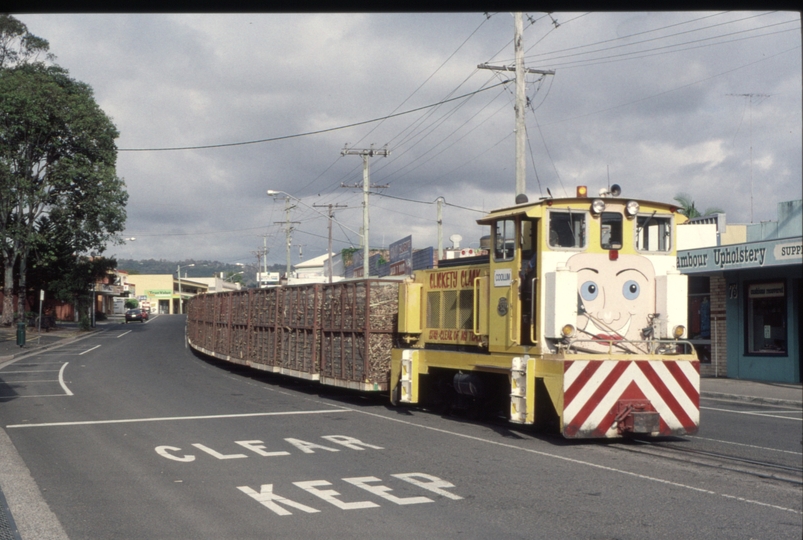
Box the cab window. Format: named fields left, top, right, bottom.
left=635, top=214, right=672, bottom=252
left=600, top=212, right=623, bottom=250
left=549, top=210, right=586, bottom=248
left=494, top=219, right=516, bottom=261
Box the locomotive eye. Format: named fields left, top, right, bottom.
left=580, top=281, right=598, bottom=301
left=622, top=280, right=640, bottom=300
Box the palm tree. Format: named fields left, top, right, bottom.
left=673, top=193, right=725, bottom=218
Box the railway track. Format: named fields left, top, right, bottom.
left=615, top=437, right=803, bottom=485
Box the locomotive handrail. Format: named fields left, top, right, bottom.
left=472, top=276, right=480, bottom=336
left=566, top=339, right=695, bottom=356
left=529, top=276, right=538, bottom=345
left=509, top=279, right=519, bottom=345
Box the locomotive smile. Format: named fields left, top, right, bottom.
left=582, top=316, right=632, bottom=342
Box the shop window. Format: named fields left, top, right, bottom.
left=746, top=281, right=787, bottom=355
left=548, top=210, right=586, bottom=248
left=688, top=276, right=711, bottom=363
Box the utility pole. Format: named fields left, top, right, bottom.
left=273, top=196, right=300, bottom=278
left=728, top=93, right=770, bottom=223
left=252, top=241, right=270, bottom=288
left=341, top=144, right=390, bottom=277
left=314, top=203, right=348, bottom=283
left=479, top=12, right=554, bottom=203
left=436, top=197, right=445, bottom=260
left=263, top=235, right=269, bottom=282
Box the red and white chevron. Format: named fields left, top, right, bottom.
left=563, top=359, right=700, bottom=438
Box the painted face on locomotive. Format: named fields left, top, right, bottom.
left=566, top=252, right=656, bottom=343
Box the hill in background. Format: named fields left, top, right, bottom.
left=116, top=259, right=284, bottom=288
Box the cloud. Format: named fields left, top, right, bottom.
left=17, top=11, right=801, bottom=267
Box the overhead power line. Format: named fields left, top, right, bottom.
left=118, top=81, right=511, bottom=153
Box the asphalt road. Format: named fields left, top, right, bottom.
left=0, top=315, right=800, bottom=539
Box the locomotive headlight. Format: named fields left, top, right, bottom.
left=672, top=325, right=686, bottom=339
left=625, top=200, right=640, bottom=217
left=561, top=324, right=576, bottom=338
left=591, top=198, right=605, bottom=214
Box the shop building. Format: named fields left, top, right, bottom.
left=126, top=274, right=208, bottom=315
left=677, top=200, right=801, bottom=383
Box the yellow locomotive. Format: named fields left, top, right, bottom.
left=187, top=185, right=700, bottom=439
left=392, top=185, right=698, bottom=437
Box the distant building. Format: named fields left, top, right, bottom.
left=289, top=253, right=342, bottom=285
left=126, top=274, right=208, bottom=315
left=678, top=200, right=801, bottom=383
left=190, top=273, right=243, bottom=294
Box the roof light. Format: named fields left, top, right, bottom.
left=625, top=200, right=640, bottom=217
left=576, top=186, right=588, bottom=198
left=591, top=198, right=605, bottom=214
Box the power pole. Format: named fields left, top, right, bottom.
left=273, top=196, right=300, bottom=278
left=263, top=235, right=269, bottom=282
left=252, top=240, right=270, bottom=288
left=341, top=144, right=390, bottom=277
left=436, top=197, right=445, bottom=260
left=314, top=203, right=349, bottom=283
left=479, top=12, right=554, bottom=203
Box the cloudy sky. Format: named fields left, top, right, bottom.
left=18, top=12, right=802, bottom=269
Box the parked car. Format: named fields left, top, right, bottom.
left=125, top=308, right=148, bottom=323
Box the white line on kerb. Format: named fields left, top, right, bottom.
left=59, top=363, right=73, bottom=396
left=5, top=408, right=351, bottom=429
left=79, top=345, right=101, bottom=355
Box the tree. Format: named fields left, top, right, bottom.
left=46, top=255, right=118, bottom=324
left=0, top=15, right=53, bottom=68
left=673, top=193, right=725, bottom=219
left=0, top=20, right=127, bottom=324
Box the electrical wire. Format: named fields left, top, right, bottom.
left=119, top=81, right=511, bottom=152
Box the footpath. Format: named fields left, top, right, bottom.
left=0, top=322, right=801, bottom=539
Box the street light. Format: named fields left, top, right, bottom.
left=177, top=263, right=194, bottom=315
left=222, top=271, right=244, bottom=283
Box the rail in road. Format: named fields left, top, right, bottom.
left=0, top=316, right=800, bottom=539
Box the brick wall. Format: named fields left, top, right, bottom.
left=700, top=274, right=728, bottom=377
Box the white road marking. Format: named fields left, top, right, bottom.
left=0, top=370, right=61, bottom=374
left=9, top=394, right=70, bottom=398
left=688, top=435, right=803, bottom=456
left=701, top=405, right=803, bottom=421
left=117, top=330, right=132, bottom=338
left=79, top=345, right=101, bottom=355
left=59, top=363, right=73, bottom=396
left=5, top=408, right=352, bottom=429
left=0, top=379, right=59, bottom=384
left=342, top=407, right=801, bottom=515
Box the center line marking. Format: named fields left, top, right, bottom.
left=5, top=408, right=351, bottom=428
